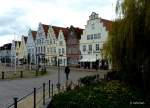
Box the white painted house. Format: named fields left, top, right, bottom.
left=45, top=25, right=57, bottom=66
left=18, top=36, right=28, bottom=63
left=46, top=26, right=69, bottom=66
left=11, top=40, right=21, bottom=66
left=35, top=23, right=49, bottom=67
left=26, top=29, right=37, bottom=64
left=79, top=12, right=112, bottom=69
left=56, top=28, right=69, bottom=66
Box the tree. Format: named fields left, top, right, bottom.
left=105, top=0, right=150, bottom=96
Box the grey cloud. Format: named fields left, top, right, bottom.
left=70, top=0, right=112, bottom=11
left=0, top=8, right=27, bottom=36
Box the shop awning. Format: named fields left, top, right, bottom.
left=79, top=58, right=87, bottom=62
left=79, top=58, right=96, bottom=62
left=87, top=58, right=96, bottom=62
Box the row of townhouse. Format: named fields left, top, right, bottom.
left=0, top=12, right=112, bottom=69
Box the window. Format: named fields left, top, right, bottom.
left=50, top=39, right=52, bottom=44
left=96, top=44, right=99, bottom=51
left=54, top=47, right=56, bottom=53
left=98, top=33, right=101, bottom=39
left=47, top=48, right=49, bottom=53
left=50, top=48, right=52, bottom=53
left=41, top=47, right=42, bottom=53
left=59, top=59, right=62, bottom=64
left=44, top=46, right=45, bottom=53
left=83, top=45, right=86, bottom=52
left=36, top=47, right=37, bottom=53
left=62, top=48, right=64, bottom=54
left=87, top=35, right=90, bottom=40
left=94, top=34, right=97, bottom=39
left=59, top=41, right=63, bottom=46
left=89, top=45, right=92, bottom=51
left=47, top=40, right=49, bottom=45
left=91, top=35, right=93, bottom=40
left=59, top=49, right=61, bottom=55
left=38, top=47, right=40, bottom=53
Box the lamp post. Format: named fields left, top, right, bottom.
left=57, top=58, right=60, bottom=92
left=4, top=46, right=7, bottom=72
left=57, top=54, right=63, bottom=92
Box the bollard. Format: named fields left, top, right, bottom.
left=2, top=71, right=4, bottom=79
left=20, top=71, right=23, bottom=78
left=49, top=80, right=51, bottom=98
left=52, top=84, right=53, bottom=98
left=43, top=83, right=45, bottom=105
left=14, top=97, right=18, bottom=108
left=34, top=88, right=36, bottom=108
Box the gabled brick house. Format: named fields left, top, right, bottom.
left=66, top=26, right=83, bottom=67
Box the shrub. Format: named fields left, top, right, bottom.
left=79, top=74, right=99, bottom=86
left=48, top=81, right=145, bottom=108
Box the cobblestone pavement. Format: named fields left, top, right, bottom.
left=0, top=66, right=108, bottom=108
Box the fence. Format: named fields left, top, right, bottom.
left=6, top=79, right=80, bottom=108
left=6, top=80, right=56, bottom=108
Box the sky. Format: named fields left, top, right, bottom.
left=0, top=0, right=117, bottom=46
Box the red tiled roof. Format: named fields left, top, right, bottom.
left=23, top=36, right=28, bottom=44
left=52, top=26, right=70, bottom=40
left=31, top=31, right=37, bottom=40
left=15, top=41, right=21, bottom=47
left=42, top=24, right=49, bottom=36
left=74, top=27, right=83, bottom=39
left=101, top=18, right=112, bottom=31
left=1, top=43, right=12, bottom=50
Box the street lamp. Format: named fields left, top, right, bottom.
left=57, top=54, right=63, bottom=92
left=4, top=46, right=7, bottom=72
left=57, top=58, right=60, bottom=92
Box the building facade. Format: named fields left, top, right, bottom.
left=11, top=40, right=21, bottom=66
left=56, top=28, right=69, bottom=66
left=46, top=26, right=58, bottom=66
left=66, top=26, right=83, bottom=67
left=79, top=12, right=112, bottom=69
left=26, top=29, right=37, bottom=64
left=35, top=23, right=49, bottom=67
left=46, top=26, right=69, bottom=66
left=0, top=43, right=12, bottom=64
left=18, top=36, right=28, bottom=64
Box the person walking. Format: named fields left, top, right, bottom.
left=65, top=66, right=70, bottom=81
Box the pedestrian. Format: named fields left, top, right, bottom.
left=65, top=66, right=70, bottom=80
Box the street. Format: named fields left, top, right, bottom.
left=0, top=66, right=107, bottom=108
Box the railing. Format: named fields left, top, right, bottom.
left=6, top=80, right=55, bottom=108
left=6, top=80, right=79, bottom=108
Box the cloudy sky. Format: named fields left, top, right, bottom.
left=0, top=0, right=117, bottom=46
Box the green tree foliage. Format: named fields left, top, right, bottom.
left=105, top=0, right=150, bottom=95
